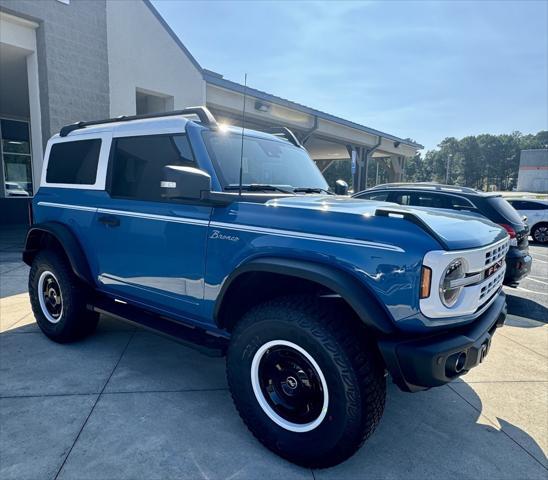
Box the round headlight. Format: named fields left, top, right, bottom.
left=440, top=258, right=466, bottom=308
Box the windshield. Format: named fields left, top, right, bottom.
left=202, top=131, right=329, bottom=191
left=488, top=196, right=524, bottom=225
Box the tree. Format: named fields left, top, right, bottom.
left=404, top=130, right=547, bottom=191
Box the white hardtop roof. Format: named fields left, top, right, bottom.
left=52, top=115, right=192, bottom=140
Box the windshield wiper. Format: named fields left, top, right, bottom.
left=293, top=187, right=334, bottom=195
left=224, top=184, right=295, bottom=194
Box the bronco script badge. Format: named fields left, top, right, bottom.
left=209, top=230, right=239, bottom=242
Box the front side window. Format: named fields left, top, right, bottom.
left=202, top=131, right=329, bottom=191
left=510, top=201, right=547, bottom=211
left=46, top=139, right=101, bottom=184
left=109, top=134, right=194, bottom=201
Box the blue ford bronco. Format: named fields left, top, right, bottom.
left=25, top=107, right=508, bottom=467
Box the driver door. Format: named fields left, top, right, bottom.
left=89, top=133, right=211, bottom=324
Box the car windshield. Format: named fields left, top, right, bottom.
left=202, top=131, right=329, bottom=192
left=488, top=196, right=524, bottom=224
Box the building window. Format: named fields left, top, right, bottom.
left=136, top=88, right=174, bottom=115
left=1, top=119, right=33, bottom=197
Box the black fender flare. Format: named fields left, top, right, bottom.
left=23, top=222, right=94, bottom=286
left=214, top=257, right=396, bottom=335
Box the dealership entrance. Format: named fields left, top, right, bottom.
left=0, top=12, right=43, bottom=222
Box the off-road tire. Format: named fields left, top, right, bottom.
left=226, top=295, right=386, bottom=468
left=29, top=249, right=98, bottom=343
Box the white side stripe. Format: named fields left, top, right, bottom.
left=37, top=202, right=403, bottom=252
left=97, top=208, right=209, bottom=226
left=210, top=221, right=404, bottom=252
left=37, top=202, right=97, bottom=212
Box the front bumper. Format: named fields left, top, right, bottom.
left=504, top=248, right=532, bottom=285
left=379, top=291, right=507, bottom=392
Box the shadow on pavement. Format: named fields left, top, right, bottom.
left=506, top=293, right=548, bottom=324
left=1, top=318, right=546, bottom=479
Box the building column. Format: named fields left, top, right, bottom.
left=387, top=155, right=405, bottom=182
left=27, top=50, right=43, bottom=193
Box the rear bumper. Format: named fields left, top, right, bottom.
left=504, top=248, right=532, bottom=285
left=379, top=291, right=507, bottom=393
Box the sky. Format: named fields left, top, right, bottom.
left=152, top=0, right=548, bottom=151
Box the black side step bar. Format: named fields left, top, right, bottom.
left=88, top=296, right=228, bottom=357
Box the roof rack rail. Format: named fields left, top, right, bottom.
left=371, top=182, right=478, bottom=194
left=59, top=106, right=217, bottom=137
left=267, top=127, right=302, bottom=148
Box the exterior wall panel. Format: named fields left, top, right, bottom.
left=106, top=0, right=205, bottom=117
left=0, top=0, right=110, bottom=146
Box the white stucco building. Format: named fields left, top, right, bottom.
left=517, top=149, right=548, bottom=193
left=0, top=0, right=422, bottom=224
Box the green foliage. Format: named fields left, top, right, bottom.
left=405, top=131, right=547, bottom=191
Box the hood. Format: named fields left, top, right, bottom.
left=266, top=195, right=508, bottom=250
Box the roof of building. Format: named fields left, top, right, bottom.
left=143, top=0, right=423, bottom=151
left=203, top=70, right=423, bottom=150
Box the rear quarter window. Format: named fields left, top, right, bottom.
left=46, top=139, right=102, bottom=184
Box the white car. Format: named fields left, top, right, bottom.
left=507, top=199, right=548, bottom=244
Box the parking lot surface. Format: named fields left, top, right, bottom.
left=0, top=226, right=546, bottom=479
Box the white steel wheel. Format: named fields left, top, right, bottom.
left=37, top=270, right=63, bottom=324
left=250, top=339, right=329, bottom=433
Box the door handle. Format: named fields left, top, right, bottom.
left=98, top=215, right=120, bottom=227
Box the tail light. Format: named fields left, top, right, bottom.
left=499, top=224, right=516, bottom=238
left=499, top=223, right=517, bottom=246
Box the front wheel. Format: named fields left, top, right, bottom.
left=531, top=223, right=548, bottom=244
left=226, top=296, right=386, bottom=468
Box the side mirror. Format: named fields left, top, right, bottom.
left=334, top=179, right=349, bottom=196
left=161, top=165, right=211, bottom=201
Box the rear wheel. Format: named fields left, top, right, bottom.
left=531, top=223, right=548, bottom=244
left=227, top=296, right=386, bottom=468
left=29, top=250, right=98, bottom=343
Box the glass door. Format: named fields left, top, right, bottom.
left=0, top=118, right=33, bottom=197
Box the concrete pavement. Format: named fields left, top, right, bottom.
left=1, top=226, right=546, bottom=479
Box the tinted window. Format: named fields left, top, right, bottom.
left=410, top=193, right=448, bottom=209
left=46, top=139, right=101, bottom=184
left=487, top=197, right=523, bottom=224
left=109, top=134, right=194, bottom=201
left=509, top=200, right=547, bottom=210
left=390, top=192, right=411, bottom=205
left=357, top=191, right=390, bottom=201
left=449, top=196, right=475, bottom=209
